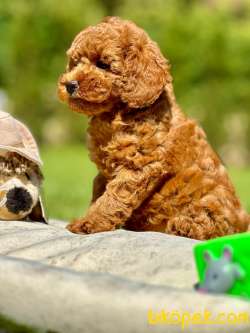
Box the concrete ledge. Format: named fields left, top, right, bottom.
left=0, top=220, right=249, bottom=332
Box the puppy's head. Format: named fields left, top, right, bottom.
left=0, top=153, right=42, bottom=221
left=58, top=17, right=171, bottom=115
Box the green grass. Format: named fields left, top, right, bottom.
left=0, top=313, right=41, bottom=333
left=228, top=168, right=250, bottom=212
left=41, top=145, right=97, bottom=221
left=41, top=145, right=250, bottom=221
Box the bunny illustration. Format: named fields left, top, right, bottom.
left=194, top=246, right=245, bottom=294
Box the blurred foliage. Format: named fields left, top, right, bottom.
left=0, top=0, right=249, bottom=164
left=0, top=0, right=105, bottom=145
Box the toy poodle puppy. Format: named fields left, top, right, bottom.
left=58, top=17, right=250, bottom=239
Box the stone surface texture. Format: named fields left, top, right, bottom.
left=0, top=220, right=249, bottom=333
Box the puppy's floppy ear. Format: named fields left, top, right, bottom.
left=117, top=22, right=171, bottom=108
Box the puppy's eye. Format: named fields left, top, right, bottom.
left=96, top=60, right=110, bottom=70
left=68, top=59, right=78, bottom=70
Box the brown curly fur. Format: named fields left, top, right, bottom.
left=58, top=16, right=250, bottom=239
left=0, top=153, right=43, bottom=180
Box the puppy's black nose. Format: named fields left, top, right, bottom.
left=65, top=81, right=78, bottom=95
left=6, top=187, right=33, bottom=214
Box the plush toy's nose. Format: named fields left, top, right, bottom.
left=65, top=80, right=78, bottom=95
left=6, top=187, right=33, bottom=214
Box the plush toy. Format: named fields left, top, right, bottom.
left=0, top=111, right=46, bottom=223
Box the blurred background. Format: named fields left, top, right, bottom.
left=0, top=0, right=249, bottom=220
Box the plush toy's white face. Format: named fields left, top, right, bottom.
left=0, top=173, right=40, bottom=221
left=0, top=154, right=41, bottom=221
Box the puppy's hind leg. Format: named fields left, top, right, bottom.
left=166, top=210, right=235, bottom=240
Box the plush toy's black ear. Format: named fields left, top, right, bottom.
left=28, top=197, right=47, bottom=223
left=116, top=21, right=170, bottom=108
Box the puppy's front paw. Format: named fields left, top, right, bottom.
left=66, top=218, right=92, bottom=234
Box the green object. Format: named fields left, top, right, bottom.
left=193, top=232, right=250, bottom=299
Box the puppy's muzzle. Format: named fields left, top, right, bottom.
left=6, top=187, right=33, bottom=214
left=65, top=80, right=79, bottom=96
